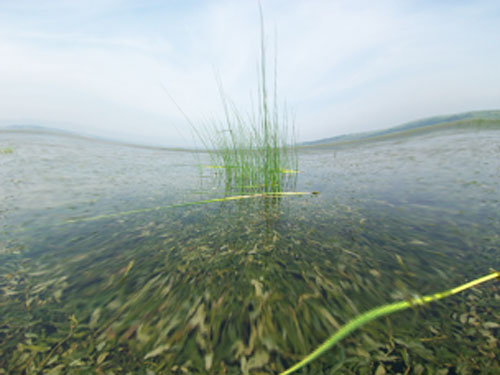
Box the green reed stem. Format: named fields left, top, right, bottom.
left=280, top=271, right=500, bottom=375
left=197, top=5, right=296, bottom=193
left=66, top=192, right=316, bottom=223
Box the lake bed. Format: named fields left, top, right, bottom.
left=1, top=128, right=499, bottom=374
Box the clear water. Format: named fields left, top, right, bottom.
left=1, top=128, right=499, bottom=374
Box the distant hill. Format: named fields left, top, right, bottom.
left=302, top=110, right=500, bottom=147
left=4, top=111, right=499, bottom=150
left=1, top=124, right=95, bottom=138
left=0, top=124, right=189, bottom=152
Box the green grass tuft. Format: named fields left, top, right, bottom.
left=196, top=8, right=297, bottom=193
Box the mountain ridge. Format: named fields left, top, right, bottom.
left=301, top=109, right=500, bottom=146
left=3, top=109, right=499, bottom=149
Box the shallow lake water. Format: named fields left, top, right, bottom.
left=1, top=128, right=499, bottom=374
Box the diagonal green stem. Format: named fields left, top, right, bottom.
left=65, top=191, right=316, bottom=223
left=280, top=271, right=499, bottom=375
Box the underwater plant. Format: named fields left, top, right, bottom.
left=280, top=271, right=500, bottom=375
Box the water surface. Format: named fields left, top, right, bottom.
left=1, top=128, right=499, bottom=374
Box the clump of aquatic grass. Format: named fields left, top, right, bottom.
left=280, top=270, right=500, bottom=375
left=0, top=147, right=13, bottom=154
left=196, top=10, right=297, bottom=193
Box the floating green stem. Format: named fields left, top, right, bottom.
left=66, top=191, right=315, bottom=223
left=280, top=271, right=500, bottom=375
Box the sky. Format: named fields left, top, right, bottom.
left=1, top=0, right=499, bottom=147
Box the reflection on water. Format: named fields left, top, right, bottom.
left=1, top=129, right=499, bottom=374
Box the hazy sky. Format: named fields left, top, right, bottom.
left=1, top=0, right=499, bottom=147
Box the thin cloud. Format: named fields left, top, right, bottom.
left=0, top=0, right=498, bottom=146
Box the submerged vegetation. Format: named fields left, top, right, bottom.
left=67, top=191, right=316, bottom=223
left=281, top=271, right=500, bottom=375
left=195, top=11, right=297, bottom=193
left=1, top=125, right=500, bottom=373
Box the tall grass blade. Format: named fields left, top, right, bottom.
left=197, top=5, right=297, bottom=193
